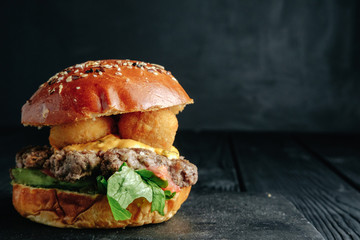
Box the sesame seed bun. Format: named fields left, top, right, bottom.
left=22, top=60, right=193, bottom=126
left=12, top=183, right=191, bottom=228
left=15, top=59, right=196, bottom=229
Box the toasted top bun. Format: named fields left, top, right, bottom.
left=22, top=60, right=193, bottom=126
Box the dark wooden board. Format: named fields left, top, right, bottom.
left=0, top=191, right=323, bottom=240
left=231, top=133, right=360, bottom=240
left=296, top=134, right=360, bottom=191
left=174, top=131, right=240, bottom=192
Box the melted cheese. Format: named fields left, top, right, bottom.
left=64, top=134, right=180, bottom=159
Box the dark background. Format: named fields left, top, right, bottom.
left=3, top=0, right=360, bottom=132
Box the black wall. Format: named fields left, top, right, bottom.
left=3, top=0, right=360, bottom=132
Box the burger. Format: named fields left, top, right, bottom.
left=10, top=59, right=198, bottom=228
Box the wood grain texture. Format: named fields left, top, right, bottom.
left=0, top=192, right=324, bottom=240
left=231, top=133, right=360, bottom=240
left=174, top=131, right=240, bottom=192
left=296, top=134, right=360, bottom=190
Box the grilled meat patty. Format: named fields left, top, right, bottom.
left=15, top=146, right=198, bottom=188
left=15, top=146, right=52, bottom=169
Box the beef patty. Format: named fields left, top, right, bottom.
left=15, top=146, right=198, bottom=188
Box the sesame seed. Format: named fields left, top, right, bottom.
left=66, top=76, right=72, bottom=82
left=99, top=71, right=103, bottom=75
left=58, top=76, right=64, bottom=81
left=42, top=106, right=49, bottom=119
left=82, top=74, right=89, bottom=77
left=47, top=76, right=57, bottom=85
left=104, top=64, right=112, bottom=69
left=59, top=84, right=63, bottom=93
left=117, top=68, right=121, bottom=71
left=74, top=99, right=77, bottom=102
left=153, top=71, right=159, bottom=75
left=87, top=61, right=100, bottom=67
left=152, top=63, right=165, bottom=69
left=115, top=72, right=122, bottom=75
left=125, top=78, right=130, bottom=82
left=74, top=69, right=79, bottom=73
left=76, top=86, right=80, bottom=90
left=93, top=74, right=97, bottom=77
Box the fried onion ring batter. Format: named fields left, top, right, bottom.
left=49, top=117, right=114, bottom=149
left=118, top=109, right=178, bottom=150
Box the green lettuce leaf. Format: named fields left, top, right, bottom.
left=164, top=190, right=176, bottom=200
left=96, top=175, right=107, bottom=194
left=146, top=180, right=165, bottom=216
left=95, top=164, right=178, bottom=220
left=135, top=169, right=168, bottom=188
left=106, top=164, right=153, bottom=220
left=107, top=196, right=132, bottom=220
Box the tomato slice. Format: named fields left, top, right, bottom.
left=147, top=165, right=181, bottom=193
left=41, top=169, right=55, bottom=178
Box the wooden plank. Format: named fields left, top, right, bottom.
left=174, top=131, right=240, bottom=192
left=231, top=133, right=360, bottom=240
left=0, top=192, right=324, bottom=240
left=296, top=134, right=360, bottom=190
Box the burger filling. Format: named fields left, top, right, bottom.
left=12, top=109, right=197, bottom=220
left=13, top=145, right=197, bottom=188
left=11, top=135, right=198, bottom=220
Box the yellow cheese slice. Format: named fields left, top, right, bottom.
left=64, top=134, right=180, bottom=159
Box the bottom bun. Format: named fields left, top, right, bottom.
left=12, top=183, right=191, bottom=228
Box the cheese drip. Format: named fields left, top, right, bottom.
left=64, top=134, right=180, bottom=160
